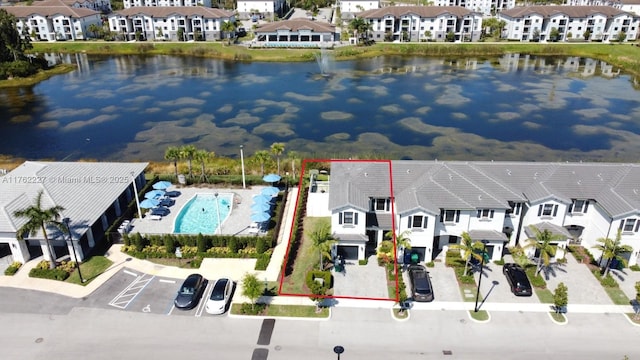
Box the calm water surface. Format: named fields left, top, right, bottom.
left=1, top=54, right=639, bottom=162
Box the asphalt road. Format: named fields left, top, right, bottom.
left=2, top=283, right=640, bottom=359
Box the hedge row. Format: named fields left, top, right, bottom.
left=29, top=268, right=69, bottom=281
left=283, top=187, right=308, bottom=276
left=123, top=232, right=275, bottom=253
left=4, top=262, right=22, bottom=276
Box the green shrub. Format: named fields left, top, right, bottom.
left=228, top=238, right=239, bottom=253
left=190, top=257, right=202, bottom=268
left=305, top=270, right=332, bottom=290
left=358, top=258, right=368, bottom=266
left=445, top=250, right=463, bottom=268
left=556, top=257, right=567, bottom=264
left=630, top=264, right=640, bottom=272
left=255, top=252, right=272, bottom=271
left=597, top=272, right=619, bottom=288
left=4, top=261, right=22, bottom=276
left=35, top=260, right=50, bottom=270
left=255, top=237, right=267, bottom=254
left=425, top=261, right=435, bottom=268
left=58, top=261, right=76, bottom=273
left=29, top=267, right=69, bottom=281
left=454, top=267, right=476, bottom=284
left=164, top=235, right=176, bottom=254
left=196, top=234, right=207, bottom=253
left=239, top=302, right=267, bottom=315
left=494, top=259, right=505, bottom=266
left=524, top=265, right=547, bottom=288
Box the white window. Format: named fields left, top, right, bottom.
left=570, top=200, right=589, bottom=214
left=408, top=215, right=427, bottom=229
left=507, top=202, right=521, bottom=216
left=477, top=209, right=494, bottom=219
left=619, top=218, right=639, bottom=233
left=371, top=198, right=389, bottom=212
left=440, top=209, right=460, bottom=223
left=538, top=203, right=558, bottom=217
left=339, top=211, right=358, bottom=225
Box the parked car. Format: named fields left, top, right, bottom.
left=174, top=274, right=207, bottom=309
left=205, top=278, right=233, bottom=314
left=237, top=27, right=247, bottom=37
left=503, top=263, right=533, bottom=297
left=408, top=265, right=434, bottom=302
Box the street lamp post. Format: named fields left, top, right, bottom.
left=240, top=145, right=246, bottom=189
left=62, top=218, right=85, bottom=283
left=474, top=239, right=489, bottom=312
left=214, top=192, right=222, bottom=235
left=333, top=345, right=344, bottom=360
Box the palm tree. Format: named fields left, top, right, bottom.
left=88, top=23, right=101, bottom=39
left=179, top=145, right=197, bottom=179
left=164, top=146, right=181, bottom=179
left=524, top=225, right=565, bottom=276
left=348, top=17, right=369, bottom=44
left=449, top=231, right=483, bottom=276
left=592, top=230, right=632, bottom=276
left=308, top=220, right=336, bottom=270
left=221, top=21, right=235, bottom=44
left=385, top=229, right=411, bottom=262
left=13, top=190, right=66, bottom=269
left=194, top=149, right=214, bottom=182
left=270, top=142, right=285, bottom=175
left=253, top=150, right=271, bottom=176
left=286, top=150, right=300, bottom=180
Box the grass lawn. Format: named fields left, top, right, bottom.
left=280, top=217, right=328, bottom=294
left=535, top=288, right=555, bottom=304
left=230, top=303, right=329, bottom=318
left=393, top=308, right=409, bottom=319
left=0, top=64, right=76, bottom=88
left=469, top=310, right=489, bottom=321
left=604, top=287, right=631, bottom=305
left=626, top=313, right=640, bottom=325
left=65, top=256, right=113, bottom=285
left=550, top=312, right=567, bottom=323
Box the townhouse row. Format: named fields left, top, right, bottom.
left=307, top=161, right=640, bottom=268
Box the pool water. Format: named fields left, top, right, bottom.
left=174, top=193, right=233, bottom=234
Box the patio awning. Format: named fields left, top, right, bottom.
left=468, top=229, right=508, bottom=242
left=334, top=233, right=369, bottom=243
left=524, top=222, right=572, bottom=239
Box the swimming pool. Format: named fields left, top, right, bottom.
left=174, top=193, right=233, bottom=234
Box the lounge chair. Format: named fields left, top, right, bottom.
left=148, top=214, right=162, bottom=221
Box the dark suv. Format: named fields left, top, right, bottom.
left=502, top=263, right=533, bottom=296
left=408, top=265, right=434, bottom=302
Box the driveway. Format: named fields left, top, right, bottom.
left=476, top=260, right=540, bottom=304
left=609, top=267, right=640, bottom=303
left=332, top=255, right=389, bottom=300
left=402, top=261, right=461, bottom=304
left=541, top=255, right=612, bottom=304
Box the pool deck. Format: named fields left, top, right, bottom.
left=129, top=185, right=273, bottom=236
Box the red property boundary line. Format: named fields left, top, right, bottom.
left=278, top=158, right=399, bottom=303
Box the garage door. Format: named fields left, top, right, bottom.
left=337, top=246, right=359, bottom=260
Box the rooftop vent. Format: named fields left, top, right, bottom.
left=506, top=169, right=511, bottom=176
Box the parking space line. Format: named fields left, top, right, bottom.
left=123, top=270, right=138, bottom=277
left=108, top=274, right=155, bottom=309
left=195, top=282, right=213, bottom=317
left=159, top=279, right=176, bottom=284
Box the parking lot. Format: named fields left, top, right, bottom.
left=89, top=268, right=234, bottom=317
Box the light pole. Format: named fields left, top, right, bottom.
left=474, top=239, right=489, bottom=312
left=214, top=192, right=222, bottom=235
left=62, top=218, right=85, bottom=283
left=333, top=345, right=344, bottom=360
left=131, top=171, right=142, bottom=219
left=240, top=145, right=246, bottom=189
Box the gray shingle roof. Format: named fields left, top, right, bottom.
left=329, top=161, right=640, bottom=219
left=524, top=222, right=572, bottom=238
left=1, top=161, right=148, bottom=235
left=468, top=229, right=508, bottom=242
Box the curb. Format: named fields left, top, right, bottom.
left=621, top=313, right=640, bottom=327
left=390, top=306, right=410, bottom=322
left=547, top=312, right=568, bottom=325
left=467, top=310, right=491, bottom=323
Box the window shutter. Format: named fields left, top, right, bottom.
left=477, top=210, right=481, bottom=218
left=568, top=202, right=573, bottom=213
left=386, top=198, right=391, bottom=211
left=369, top=199, right=374, bottom=212
left=423, top=217, right=428, bottom=228
left=584, top=200, right=589, bottom=212
left=516, top=203, right=521, bottom=215
left=455, top=210, right=460, bottom=223
left=635, top=220, right=640, bottom=233
left=619, top=220, right=624, bottom=230
left=354, top=213, right=358, bottom=225
left=537, top=205, right=542, bottom=216
left=553, top=205, right=558, bottom=217
left=440, top=210, right=444, bottom=222
left=408, top=216, right=412, bottom=228
left=338, top=212, right=343, bottom=225
left=490, top=210, right=494, bottom=218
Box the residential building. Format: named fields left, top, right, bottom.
left=109, top=7, right=235, bottom=41
left=339, top=0, right=380, bottom=19
left=253, top=19, right=337, bottom=47
left=620, top=0, right=640, bottom=15
left=325, top=160, right=640, bottom=269
left=236, top=0, right=286, bottom=20
left=498, top=6, right=640, bottom=42
left=358, top=6, right=483, bottom=42
left=0, top=161, right=147, bottom=265
left=4, top=1, right=102, bottom=41
left=40, top=0, right=112, bottom=13
left=123, top=0, right=212, bottom=9
left=432, top=0, right=515, bottom=16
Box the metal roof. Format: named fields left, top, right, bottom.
left=0, top=161, right=148, bottom=237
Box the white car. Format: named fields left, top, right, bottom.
left=205, top=278, right=233, bottom=314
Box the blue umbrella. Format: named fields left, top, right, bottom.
left=152, top=181, right=172, bottom=190
left=145, top=190, right=165, bottom=199
left=253, top=194, right=273, bottom=204
left=140, top=198, right=160, bottom=209
left=263, top=174, right=281, bottom=183
left=251, top=202, right=271, bottom=212
left=261, top=187, right=279, bottom=197
left=251, top=211, right=271, bottom=223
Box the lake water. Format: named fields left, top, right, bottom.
left=1, top=53, right=639, bottom=162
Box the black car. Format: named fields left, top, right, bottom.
left=174, top=274, right=208, bottom=309
left=237, top=27, right=247, bottom=37
left=502, top=263, right=533, bottom=297
left=408, top=265, right=434, bottom=302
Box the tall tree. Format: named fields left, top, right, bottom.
left=592, top=229, right=632, bottom=276
left=13, top=190, right=65, bottom=269
left=270, top=142, right=285, bottom=175
left=286, top=150, right=300, bottom=180
left=0, top=9, right=32, bottom=62
left=241, top=272, right=262, bottom=311
left=308, top=219, right=336, bottom=270
left=221, top=20, right=235, bottom=45
left=449, top=231, right=483, bottom=276
left=524, top=226, right=565, bottom=276
left=253, top=150, right=271, bottom=176
left=348, top=17, right=370, bottom=43
left=179, top=145, right=197, bottom=179
left=194, top=149, right=214, bottom=182
left=164, top=146, right=181, bottom=179
left=385, top=229, right=411, bottom=263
